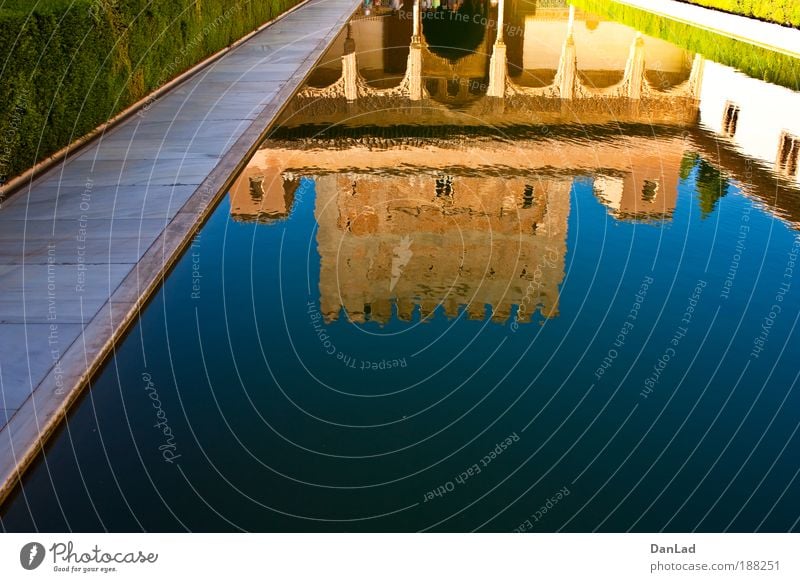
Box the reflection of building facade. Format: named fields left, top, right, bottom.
left=227, top=0, right=800, bottom=326
left=245, top=137, right=689, bottom=224
left=231, top=133, right=692, bottom=323
left=592, top=149, right=683, bottom=221
left=231, top=145, right=574, bottom=324
left=275, top=0, right=800, bottom=227
left=312, top=173, right=569, bottom=324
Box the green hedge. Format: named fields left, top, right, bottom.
left=0, top=0, right=301, bottom=189
left=572, top=0, right=800, bottom=91
left=682, top=0, right=800, bottom=28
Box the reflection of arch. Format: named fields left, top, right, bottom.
left=419, top=6, right=496, bottom=106
left=421, top=1, right=489, bottom=62
left=579, top=71, right=624, bottom=89
left=644, top=57, right=694, bottom=91
left=297, top=6, right=704, bottom=104
left=306, top=14, right=412, bottom=89
left=418, top=38, right=492, bottom=105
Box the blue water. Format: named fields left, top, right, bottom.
left=3, top=152, right=799, bottom=531
left=3, top=0, right=800, bottom=532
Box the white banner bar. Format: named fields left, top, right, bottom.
left=1, top=534, right=797, bottom=581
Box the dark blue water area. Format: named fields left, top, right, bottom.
left=2, top=159, right=800, bottom=532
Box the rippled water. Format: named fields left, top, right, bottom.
left=3, top=0, right=800, bottom=532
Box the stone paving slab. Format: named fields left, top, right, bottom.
left=0, top=218, right=167, bottom=264
left=129, top=102, right=265, bottom=123
left=0, top=264, right=132, bottom=324
left=171, top=82, right=281, bottom=98
left=100, top=118, right=252, bottom=145
left=0, top=0, right=359, bottom=503
left=0, top=185, right=197, bottom=222
left=31, top=158, right=216, bottom=188
left=0, top=323, right=84, bottom=411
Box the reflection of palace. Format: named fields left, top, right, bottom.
left=299, top=1, right=701, bottom=105
left=275, top=0, right=701, bottom=222
left=281, top=0, right=800, bottom=217
left=231, top=133, right=687, bottom=323
left=312, top=172, right=570, bottom=324
left=229, top=0, right=800, bottom=324
left=235, top=160, right=570, bottom=324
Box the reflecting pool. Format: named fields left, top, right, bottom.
left=2, top=0, right=800, bottom=532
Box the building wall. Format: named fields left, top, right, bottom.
left=698, top=61, right=800, bottom=185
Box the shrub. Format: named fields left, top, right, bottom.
left=681, top=0, right=800, bottom=28
left=0, top=0, right=301, bottom=188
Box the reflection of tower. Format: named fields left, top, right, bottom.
left=314, top=173, right=570, bottom=324
left=591, top=139, right=685, bottom=220
left=229, top=165, right=299, bottom=223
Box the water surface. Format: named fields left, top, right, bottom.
left=2, top=0, right=800, bottom=532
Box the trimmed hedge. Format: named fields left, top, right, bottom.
left=0, top=0, right=302, bottom=188
left=682, top=0, right=800, bottom=29
left=572, top=0, right=800, bottom=91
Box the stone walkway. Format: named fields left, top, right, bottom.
left=615, top=0, right=800, bottom=58
left=0, top=0, right=358, bottom=501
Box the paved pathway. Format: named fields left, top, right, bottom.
left=0, top=0, right=358, bottom=501
left=615, top=0, right=800, bottom=58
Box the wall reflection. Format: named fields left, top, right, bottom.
left=227, top=0, right=800, bottom=325
left=311, top=172, right=570, bottom=324
left=229, top=132, right=688, bottom=324
left=289, top=0, right=800, bottom=192
left=232, top=164, right=570, bottom=324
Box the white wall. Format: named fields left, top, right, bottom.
left=699, top=61, right=800, bottom=185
